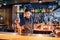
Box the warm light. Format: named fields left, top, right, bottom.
left=3, top=3, right=7, bottom=5
left=50, top=10, right=53, bottom=12
left=39, top=1, right=42, bottom=3
left=17, top=10, right=20, bottom=12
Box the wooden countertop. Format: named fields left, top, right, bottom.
left=34, top=29, right=53, bottom=31
left=0, top=32, right=60, bottom=40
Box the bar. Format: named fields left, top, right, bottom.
left=0, top=0, right=60, bottom=40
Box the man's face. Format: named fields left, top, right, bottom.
left=25, top=11, right=31, bottom=18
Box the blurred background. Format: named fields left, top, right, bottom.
left=0, top=0, right=60, bottom=37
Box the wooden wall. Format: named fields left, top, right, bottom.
left=14, top=0, right=56, bottom=3
left=12, top=5, right=17, bottom=25
left=42, top=0, right=55, bottom=2
left=4, top=8, right=12, bottom=29
left=0, top=6, right=12, bottom=29
left=30, top=0, right=38, bottom=2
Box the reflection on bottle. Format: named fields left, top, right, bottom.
left=1, top=17, right=3, bottom=20
left=0, top=16, right=3, bottom=20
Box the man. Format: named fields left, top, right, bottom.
left=39, top=11, right=44, bottom=23
left=30, top=8, right=35, bottom=23
left=30, top=8, right=39, bottom=23
left=23, top=9, right=34, bottom=35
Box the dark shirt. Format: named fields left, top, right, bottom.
left=24, top=16, right=34, bottom=25
left=20, top=18, right=25, bottom=26
left=24, top=16, right=34, bottom=33
left=20, top=16, right=34, bottom=26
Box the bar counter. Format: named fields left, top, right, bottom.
left=0, top=32, right=60, bottom=40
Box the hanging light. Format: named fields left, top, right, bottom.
left=39, top=1, right=42, bottom=3
left=38, top=0, right=42, bottom=3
